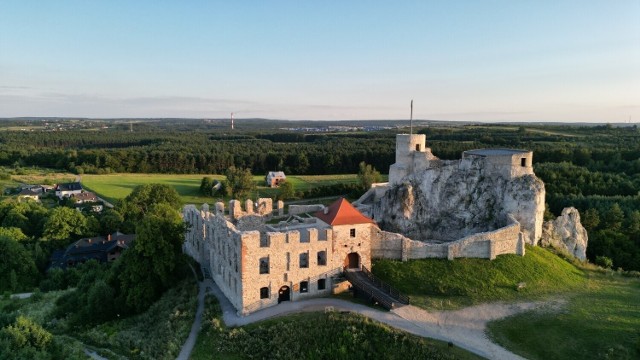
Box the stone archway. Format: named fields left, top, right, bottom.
left=344, top=252, right=360, bottom=269
left=278, top=285, right=291, bottom=303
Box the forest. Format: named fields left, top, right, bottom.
left=0, top=119, right=639, bottom=271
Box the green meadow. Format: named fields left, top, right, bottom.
left=81, top=173, right=363, bottom=205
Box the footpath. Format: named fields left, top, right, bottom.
left=177, top=278, right=561, bottom=360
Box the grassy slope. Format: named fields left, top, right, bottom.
left=372, top=246, right=586, bottom=310
left=0, top=278, right=198, bottom=360
left=81, top=173, right=364, bottom=204
left=487, top=273, right=640, bottom=360
left=191, top=297, right=484, bottom=360
left=75, top=278, right=198, bottom=359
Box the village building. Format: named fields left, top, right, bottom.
left=49, top=232, right=135, bottom=269
left=266, top=171, right=286, bottom=187
left=71, top=191, right=98, bottom=204
left=55, top=182, right=83, bottom=199
left=17, top=188, right=40, bottom=201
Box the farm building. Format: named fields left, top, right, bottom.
left=266, top=171, right=286, bottom=187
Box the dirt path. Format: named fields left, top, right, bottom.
left=392, top=301, right=563, bottom=359
left=183, top=279, right=563, bottom=360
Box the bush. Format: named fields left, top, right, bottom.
left=301, top=183, right=364, bottom=199
left=596, top=256, right=613, bottom=269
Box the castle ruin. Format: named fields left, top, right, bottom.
left=183, top=133, right=546, bottom=315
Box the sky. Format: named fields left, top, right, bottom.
left=0, top=1, right=638, bottom=122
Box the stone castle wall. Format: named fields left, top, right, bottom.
left=370, top=215, right=524, bottom=261
left=184, top=200, right=375, bottom=315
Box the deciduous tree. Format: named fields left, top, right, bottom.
left=223, top=166, right=255, bottom=200
left=42, top=207, right=88, bottom=242
left=357, top=161, right=381, bottom=190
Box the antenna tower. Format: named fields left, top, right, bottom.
left=231, top=112, right=234, bottom=130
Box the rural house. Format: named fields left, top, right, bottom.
left=55, top=182, right=83, bottom=199
left=266, top=171, right=286, bottom=187
left=49, top=232, right=135, bottom=269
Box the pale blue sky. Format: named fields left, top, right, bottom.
left=1, top=1, right=638, bottom=122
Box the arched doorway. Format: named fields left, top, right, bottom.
left=344, top=252, right=360, bottom=269
left=278, top=285, right=291, bottom=303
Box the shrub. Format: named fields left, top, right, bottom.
left=595, top=256, right=613, bottom=269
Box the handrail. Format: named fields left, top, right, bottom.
left=344, top=270, right=394, bottom=309
left=359, top=265, right=410, bottom=304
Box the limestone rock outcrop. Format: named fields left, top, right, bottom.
left=541, top=207, right=588, bottom=260
left=372, top=156, right=545, bottom=245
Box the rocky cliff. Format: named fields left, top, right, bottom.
left=372, top=157, right=545, bottom=245
left=541, top=207, right=588, bottom=260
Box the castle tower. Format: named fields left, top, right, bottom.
left=395, top=134, right=427, bottom=164
left=389, top=134, right=437, bottom=185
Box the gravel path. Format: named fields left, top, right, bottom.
left=176, top=280, right=207, bottom=360
left=178, top=279, right=562, bottom=360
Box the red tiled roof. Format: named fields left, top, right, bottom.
left=314, top=198, right=375, bottom=226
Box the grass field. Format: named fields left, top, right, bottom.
left=81, top=173, right=365, bottom=205
left=373, top=246, right=640, bottom=359
left=372, top=246, right=586, bottom=310
left=191, top=297, right=483, bottom=360
left=487, top=272, right=640, bottom=360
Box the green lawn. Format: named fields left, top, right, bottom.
left=191, top=297, right=484, bottom=360
left=487, top=273, right=640, bottom=360
left=81, top=173, right=368, bottom=205
left=81, top=173, right=225, bottom=205
left=372, top=246, right=586, bottom=310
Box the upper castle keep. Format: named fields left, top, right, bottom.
left=183, top=133, right=546, bottom=315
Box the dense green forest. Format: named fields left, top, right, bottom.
left=1, top=119, right=639, bottom=271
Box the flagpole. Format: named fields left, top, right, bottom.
left=410, top=100, right=413, bottom=135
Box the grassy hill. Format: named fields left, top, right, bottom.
left=372, top=245, right=586, bottom=310
left=191, top=298, right=483, bottom=360
left=373, top=246, right=640, bottom=359
left=487, top=273, right=640, bottom=360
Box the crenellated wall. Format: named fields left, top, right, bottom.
left=183, top=200, right=375, bottom=315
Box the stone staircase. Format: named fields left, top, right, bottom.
left=344, top=265, right=409, bottom=310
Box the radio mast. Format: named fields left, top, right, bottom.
left=231, top=112, right=234, bottom=130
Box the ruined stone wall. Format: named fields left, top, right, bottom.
left=289, top=204, right=324, bottom=216
left=370, top=230, right=405, bottom=259
left=205, top=215, right=247, bottom=312
left=183, top=203, right=378, bottom=315
left=330, top=223, right=374, bottom=270
left=370, top=216, right=524, bottom=261
left=240, top=227, right=340, bottom=314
